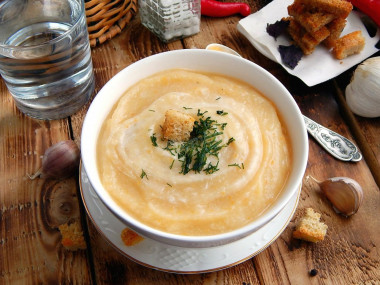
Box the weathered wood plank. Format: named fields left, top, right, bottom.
left=333, top=63, right=380, bottom=188
left=252, top=80, right=380, bottom=284
left=0, top=82, right=92, bottom=283
left=1, top=0, right=373, bottom=283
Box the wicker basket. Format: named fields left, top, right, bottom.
left=85, top=0, right=138, bottom=47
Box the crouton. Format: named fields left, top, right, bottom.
left=162, top=110, right=195, bottom=142
left=296, top=0, right=353, bottom=18
left=281, top=0, right=363, bottom=59
left=323, top=17, right=347, bottom=48
left=288, top=2, right=335, bottom=33
left=288, top=19, right=315, bottom=55
left=58, top=221, right=87, bottom=251
left=288, top=18, right=330, bottom=55
left=293, top=208, right=328, bottom=242
left=332, top=31, right=365, bottom=59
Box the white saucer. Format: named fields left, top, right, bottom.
left=80, top=166, right=300, bottom=273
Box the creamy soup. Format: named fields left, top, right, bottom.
left=97, top=69, right=292, bottom=236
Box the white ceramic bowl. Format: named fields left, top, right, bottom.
left=81, top=49, right=308, bottom=248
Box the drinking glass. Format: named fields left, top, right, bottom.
left=0, top=0, right=95, bottom=120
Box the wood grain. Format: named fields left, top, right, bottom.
left=279, top=81, right=380, bottom=284
left=1, top=0, right=380, bottom=283
left=332, top=79, right=380, bottom=188
left=0, top=84, right=92, bottom=283
left=72, top=2, right=380, bottom=284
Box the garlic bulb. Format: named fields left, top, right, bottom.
left=345, top=57, right=380, bottom=118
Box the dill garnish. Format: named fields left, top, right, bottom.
left=226, top=137, right=235, bottom=145
left=163, top=140, right=176, bottom=155
left=197, top=109, right=208, bottom=116
left=140, top=169, right=148, bottom=179
left=228, top=163, right=244, bottom=169
left=183, top=106, right=192, bottom=110
left=216, top=110, right=228, bottom=116
left=167, top=183, right=172, bottom=187
left=160, top=109, right=235, bottom=175
left=215, top=122, right=227, bottom=130
left=216, top=97, right=221, bottom=100
left=169, top=159, right=175, bottom=169
left=204, top=161, right=219, bottom=174
left=150, top=133, right=158, bottom=147
left=149, top=109, right=155, bottom=112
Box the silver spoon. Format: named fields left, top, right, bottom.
left=205, top=44, right=362, bottom=162
left=303, top=116, right=362, bottom=162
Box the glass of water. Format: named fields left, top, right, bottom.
left=0, top=0, right=95, bottom=120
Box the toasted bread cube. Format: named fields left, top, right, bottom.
left=296, top=0, right=353, bottom=18
left=332, top=31, right=365, bottom=59
left=288, top=2, right=335, bottom=33
left=162, top=110, right=195, bottom=142
left=306, top=25, right=331, bottom=43
left=58, top=221, right=87, bottom=251
left=293, top=208, right=328, bottom=242
left=288, top=19, right=315, bottom=55
left=323, top=17, right=347, bottom=48
left=288, top=18, right=330, bottom=55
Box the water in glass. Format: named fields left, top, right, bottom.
left=0, top=0, right=95, bottom=119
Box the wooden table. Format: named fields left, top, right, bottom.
left=1, top=1, right=380, bottom=283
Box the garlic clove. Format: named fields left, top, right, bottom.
left=319, top=177, right=363, bottom=217
left=42, top=140, right=80, bottom=179
left=30, top=140, right=80, bottom=180
left=345, top=56, right=380, bottom=118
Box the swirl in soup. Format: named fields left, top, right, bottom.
left=97, top=69, right=292, bottom=236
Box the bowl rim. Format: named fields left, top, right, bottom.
left=81, top=49, right=308, bottom=247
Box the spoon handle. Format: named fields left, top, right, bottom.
left=303, top=115, right=362, bottom=162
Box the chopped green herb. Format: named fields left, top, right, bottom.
left=178, top=144, right=193, bottom=174
left=216, top=97, right=221, bottom=100
left=167, top=183, right=172, bottom=187
left=215, top=122, right=227, bottom=130
left=163, top=140, right=176, bottom=155
left=183, top=106, right=192, bottom=110
left=228, top=163, right=243, bottom=169
left=169, top=159, right=175, bottom=169
left=140, top=169, right=148, bottom=179
left=204, top=161, right=219, bottom=174
left=161, top=109, right=235, bottom=175
left=149, top=109, right=155, bottom=112
left=226, top=137, right=235, bottom=145
left=150, top=133, right=158, bottom=147
left=197, top=109, right=208, bottom=117
left=216, top=110, right=228, bottom=116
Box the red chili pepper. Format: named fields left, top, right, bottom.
left=201, top=0, right=251, bottom=17
left=348, top=0, right=380, bottom=27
